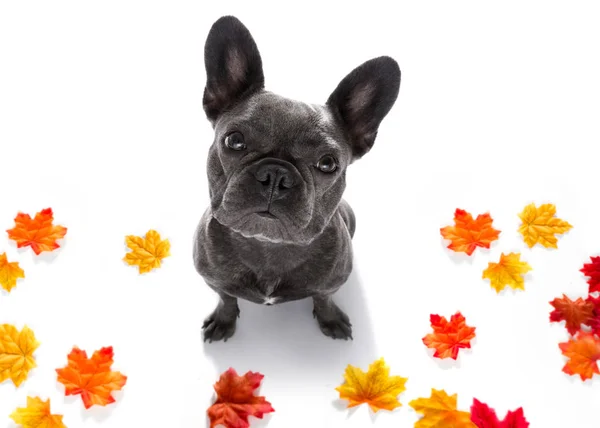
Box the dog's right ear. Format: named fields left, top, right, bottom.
left=203, top=16, right=265, bottom=124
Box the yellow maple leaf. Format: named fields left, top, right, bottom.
left=409, top=388, right=476, bottom=428
left=0, top=324, right=40, bottom=387
left=482, top=252, right=532, bottom=293
left=335, top=357, right=408, bottom=412
left=10, top=396, right=66, bottom=428
left=0, top=252, right=25, bottom=292
left=518, top=203, right=572, bottom=248
left=123, top=229, right=171, bottom=274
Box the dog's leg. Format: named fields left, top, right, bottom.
left=312, top=295, right=353, bottom=340
left=202, top=291, right=240, bottom=343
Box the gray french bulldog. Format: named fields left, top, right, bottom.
left=194, top=16, right=400, bottom=342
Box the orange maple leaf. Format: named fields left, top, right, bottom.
left=440, top=209, right=500, bottom=256
left=207, top=368, right=274, bottom=428
left=56, top=346, right=127, bottom=409
left=6, top=208, right=67, bottom=255
left=409, top=388, right=476, bottom=427
left=549, top=294, right=595, bottom=335
left=335, top=358, right=408, bottom=412
left=558, top=332, right=600, bottom=381
left=0, top=252, right=25, bottom=292
left=422, top=312, right=476, bottom=360
left=10, top=396, right=66, bottom=428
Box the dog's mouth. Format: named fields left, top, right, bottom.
left=256, top=211, right=277, bottom=219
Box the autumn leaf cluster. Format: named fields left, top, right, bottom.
left=549, top=257, right=600, bottom=381
left=1, top=201, right=594, bottom=427
left=1, top=209, right=128, bottom=427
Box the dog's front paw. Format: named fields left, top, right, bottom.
left=202, top=311, right=238, bottom=343
left=313, top=304, right=353, bottom=340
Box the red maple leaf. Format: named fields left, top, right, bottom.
left=207, top=368, right=274, bottom=428
left=581, top=256, right=600, bottom=294
left=549, top=294, right=595, bottom=335
left=470, top=398, right=529, bottom=427
left=587, top=294, right=600, bottom=335
left=422, top=312, right=476, bottom=360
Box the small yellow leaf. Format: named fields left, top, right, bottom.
left=518, top=203, right=572, bottom=249
left=0, top=324, right=40, bottom=387
left=335, top=357, right=408, bottom=412
left=0, top=252, right=25, bottom=292
left=409, top=388, right=476, bottom=427
left=10, top=396, right=66, bottom=428
left=123, top=229, right=171, bottom=274
left=482, top=252, right=532, bottom=293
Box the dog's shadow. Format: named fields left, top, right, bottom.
left=202, top=265, right=377, bottom=422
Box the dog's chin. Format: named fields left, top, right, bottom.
left=213, top=210, right=313, bottom=245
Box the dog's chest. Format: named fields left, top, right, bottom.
left=224, top=270, right=313, bottom=305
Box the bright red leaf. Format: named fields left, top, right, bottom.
left=207, top=368, right=274, bottom=428
left=581, top=256, right=600, bottom=294
left=422, top=312, right=476, bottom=360
left=588, top=294, right=600, bottom=335
left=470, top=398, right=529, bottom=427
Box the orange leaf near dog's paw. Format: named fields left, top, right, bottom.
left=422, top=312, right=476, bottom=360
left=6, top=208, right=67, bottom=255
left=558, top=332, right=600, bottom=381
left=207, top=368, right=274, bottom=428
left=123, top=229, right=170, bottom=273
left=335, top=357, right=408, bottom=412
left=10, top=396, right=66, bottom=428
left=440, top=209, right=500, bottom=256
left=0, top=252, right=25, bottom=292
left=56, top=346, right=127, bottom=409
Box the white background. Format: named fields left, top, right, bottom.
left=1, top=1, right=600, bottom=427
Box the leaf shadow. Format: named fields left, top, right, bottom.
left=563, top=372, right=598, bottom=387
left=423, top=347, right=462, bottom=370
left=80, top=390, right=125, bottom=422
left=8, top=238, right=67, bottom=264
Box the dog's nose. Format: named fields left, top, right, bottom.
left=254, top=160, right=297, bottom=201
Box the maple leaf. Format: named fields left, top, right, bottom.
left=335, top=357, right=408, bottom=412
left=588, top=294, right=600, bottom=335
left=422, top=312, right=476, bottom=360
left=0, top=252, right=25, bottom=292
left=0, top=324, right=39, bottom=387
left=10, top=396, right=66, bottom=428
left=580, top=256, right=600, bottom=294
left=56, top=346, right=127, bottom=409
left=470, top=398, right=529, bottom=428
left=207, top=368, right=275, bottom=428
left=440, top=209, right=500, bottom=256
left=123, top=229, right=171, bottom=273
left=558, top=332, right=600, bottom=381
left=482, top=252, right=532, bottom=293
left=409, top=388, right=476, bottom=428
left=517, top=203, right=572, bottom=249
left=6, top=208, right=67, bottom=255
left=549, top=294, right=595, bottom=335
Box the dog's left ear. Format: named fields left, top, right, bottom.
left=326, top=56, right=400, bottom=160
left=203, top=16, right=265, bottom=124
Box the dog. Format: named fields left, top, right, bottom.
left=194, top=16, right=400, bottom=342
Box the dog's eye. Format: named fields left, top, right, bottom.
left=316, top=155, right=337, bottom=173
left=225, top=132, right=247, bottom=151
